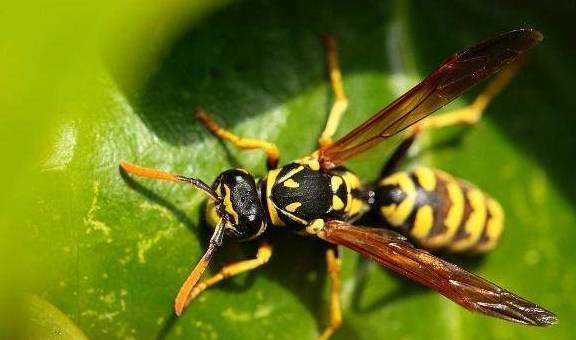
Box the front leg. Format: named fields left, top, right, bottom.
left=196, top=109, right=280, bottom=169
left=181, top=241, right=272, bottom=310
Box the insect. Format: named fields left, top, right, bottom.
left=120, top=29, right=556, bottom=339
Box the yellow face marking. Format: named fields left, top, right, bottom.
left=379, top=172, right=416, bottom=227
left=450, top=188, right=487, bottom=252
left=265, top=169, right=285, bottom=226
left=283, top=178, right=300, bottom=188
left=285, top=202, right=302, bottom=213
left=246, top=221, right=267, bottom=241
left=414, top=167, right=436, bottom=192
left=473, top=198, right=504, bottom=253
left=332, top=195, right=345, bottom=210
left=411, top=205, right=434, bottom=239
left=277, top=165, right=304, bottom=184
left=205, top=199, right=220, bottom=229
left=221, top=184, right=239, bottom=225
left=426, top=175, right=464, bottom=248
left=331, top=176, right=343, bottom=193
left=297, top=156, right=320, bottom=171
left=236, top=168, right=249, bottom=174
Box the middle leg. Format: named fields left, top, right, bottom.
left=319, top=245, right=342, bottom=340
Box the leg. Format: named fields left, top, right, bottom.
left=319, top=246, right=342, bottom=340
left=319, top=35, right=349, bottom=148
left=195, top=109, right=280, bottom=169
left=184, top=241, right=272, bottom=306
left=382, top=61, right=522, bottom=176
left=411, top=61, right=521, bottom=133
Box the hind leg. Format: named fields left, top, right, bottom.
left=411, top=61, right=521, bottom=134
left=318, top=35, right=349, bottom=148
left=319, top=246, right=342, bottom=340
left=383, top=62, right=522, bottom=176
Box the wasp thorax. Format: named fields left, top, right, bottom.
left=205, top=169, right=267, bottom=241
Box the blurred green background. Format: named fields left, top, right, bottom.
left=1, top=0, right=574, bottom=339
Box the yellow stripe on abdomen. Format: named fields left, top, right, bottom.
left=412, top=205, right=434, bottom=239
left=472, top=197, right=505, bottom=253
left=379, top=172, right=417, bottom=227
left=421, top=170, right=464, bottom=248
left=376, top=168, right=505, bottom=254
left=449, top=188, right=487, bottom=252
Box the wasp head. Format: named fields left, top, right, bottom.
left=206, top=169, right=267, bottom=241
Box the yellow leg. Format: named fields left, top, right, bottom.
left=411, top=61, right=521, bottom=134
left=184, top=242, right=272, bottom=306
left=195, top=109, right=280, bottom=169
left=319, top=247, right=342, bottom=340
left=319, top=35, right=349, bottom=148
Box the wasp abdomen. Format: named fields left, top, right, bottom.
left=375, top=167, right=504, bottom=253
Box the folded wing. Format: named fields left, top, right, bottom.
left=318, top=220, right=556, bottom=326
left=319, top=29, right=543, bottom=167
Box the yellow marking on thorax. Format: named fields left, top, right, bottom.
left=305, top=219, right=324, bottom=235
left=414, top=167, right=436, bottom=192
left=332, top=195, right=345, bottom=210
left=347, top=198, right=365, bottom=217
left=265, top=169, right=285, bottom=226
left=283, top=178, right=300, bottom=188
left=379, top=172, right=416, bottom=227
left=412, top=205, right=434, bottom=239
left=341, top=171, right=360, bottom=189
left=450, top=188, right=487, bottom=252
left=285, top=202, right=302, bottom=213
left=331, top=176, right=343, bottom=193
left=473, top=198, right=504, bottom=253
left=424, top=171, right=464, bottom=248
left=279, top=207, right=308, bottom=225
left=338, top=171, right=364, bottom=217
left=277, top=166, right=304, bottom=184
left=297, top=156, right=320, bottom=171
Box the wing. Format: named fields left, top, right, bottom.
left=318, top=220, right=556, bottom=326
left=318, top=29, right=543, bottom=167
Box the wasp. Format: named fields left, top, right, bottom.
left=121, top=29, right=556, bottom=338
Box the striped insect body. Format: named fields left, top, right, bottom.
left=120, top=30, right=554, bottom=338
left=375, top=167, right=504, bottom=253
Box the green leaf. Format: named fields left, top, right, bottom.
left=24, top=296, right=88, bottom=340
left=16, top=0, right=576, bottom=339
